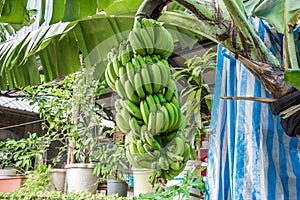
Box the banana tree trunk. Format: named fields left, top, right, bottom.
left=137, top=0, right=293, bottom=99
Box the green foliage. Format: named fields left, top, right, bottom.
left=0, top=191, right=126, bottom=200
left=91, top=129, right=129, bottom=182
left=71, top=66, right=107, bottom=163
left=173, top=48, right=216, bottom=153
left=284, top=68, right=300, bottom=91
left=0, top=133, right=51, bottom=173
left=0, top=164, right=126, bottom=199
left=23, top=66, right=107, bottom=166
left=133, top=169, right=207, bottom=200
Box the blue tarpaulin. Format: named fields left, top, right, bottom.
left=206, top=18, right=300, bottom=200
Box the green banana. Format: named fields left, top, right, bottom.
left=135, top=54, right=147, bottom=67
left=164, top=79, right=176, bottom=102
left=128, top=30, right=147, bottom=56
left=155, top=109, right=165, bottom=135
left=146, top=94, right=156, bottom=112
left=143, top=130, right=162, bottom=150
left=141, top=66, right=153, bottom=94
left=160, top=105, right=170, bottom=133
left=161, top=131, right=177, bottom=146
left=115, top=79, right=128, bottom=99
left=105, top=63, right=116, bottom=90
left=182, top=142, right=191, bottom=163
left=136, top=140, right=149, bottom=160
left=118, top=66, right=127, bottom=86
left=166, top=150, right=184, bottom=163
left=126, top=148, right=143, bottom=168
left=107, top=61, right=117, bottom=83
left=149, top=63, right=162, bottom=93
left=121, top=44, right=131, bottom=66
left=112, top=57, right=121, bottom=77
left=140, top=100, right=150, bottom=124
left=116, top=112, right=130, bottom=133
left=170, top=103, right=182, bottom=131
left=139, top=28, right=154, bottom=55
left=125, top=80, right=140, bottom=104
left=114, top=99, right=122, bottom=112
left=126, top=62, right=135, bottom=87
left=148, top=111, right=157, bottom=135
left=154, top=27, right=174, bottom=58
left=145, top=55, right=154, bottom=64
left=157, top=60, right=171, bottom=88
left=134, top=72, right=146, bottom=99
left=170, top=102, right=180, bottom=130
left=170, top=95, right=180, bottom=108
left=143, top=143, right=160, bottom=161
left=174, top=136, right=185, bottom=155
left=134, top=156, right=153, bottom=169
left=142, top=18, right=155, bottom=45
left=120, top=107, right=131, bottom=120
left=118, top=41, right=125, bottom=64
left=153, top=94, right=161, bottom=107
left=123, top=99, right=143, bottom=120
left=169, top=160, right=181, bottom=171
left=165, top=103, right=175, bottom=129
left=158, top=155, right=169, bottom=171
left=126, top=43, right=134, bottom=60
left=157, top=93, right=166, bottom=104
left=131, top=57, right=141, bottom=73
left=126, top=130, right=140, bottom=144
left=129, top=117, right=142, bottom=134
left=155, top=27, right=174, bottom=58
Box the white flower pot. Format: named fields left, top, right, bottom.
left=49, top=168, right=66, bottom=192
left=132, top=168, right=155, bottom=196
left=65, top=163, right=98, bottom=194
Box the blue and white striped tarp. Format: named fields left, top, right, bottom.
left=205, top=18, right=300, bottom=200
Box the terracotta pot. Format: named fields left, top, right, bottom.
left=0, top=174, right=25, bottom=192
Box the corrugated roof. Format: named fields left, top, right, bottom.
left=0, top=96, right=38, bottom=113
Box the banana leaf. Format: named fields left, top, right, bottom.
left=284, top=69, right=300, bottom=91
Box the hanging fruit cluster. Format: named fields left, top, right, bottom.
left=105, top=18, right=190, bottom=184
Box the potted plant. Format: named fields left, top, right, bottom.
left=91, top=129, right=129, bottom=197
left=0, top=132, right=52, bottom=192
left=64, top=66, right=108, bottom=194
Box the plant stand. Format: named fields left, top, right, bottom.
left=65, top=163, right=98, bottom=194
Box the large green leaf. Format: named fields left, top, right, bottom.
left=0, top=14, right=135, bottom=89
left=99, top=0, right=143, bottom=15
left=0, top=0, right=28, bottom=24
left=284, top=69, right=300, bottom=90
left=252, top=0, right=300, bottom=34
left=63, top=0, right=97, bottom=22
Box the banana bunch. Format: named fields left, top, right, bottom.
left=129, top=18, right=174, bottom=58
left=104, top=18, right=190, bottom=185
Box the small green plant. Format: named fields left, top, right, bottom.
left=91, top=129, right=129, bottom=182
left=133, top=168, right=207, bottom=200
left=173, top=48, right=216, bottom=158
left=0, top=133, right=50, bottom=173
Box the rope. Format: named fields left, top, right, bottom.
left=280, top=104, right=300, bottom=119
left=0, top=119, right=44, bottom=130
